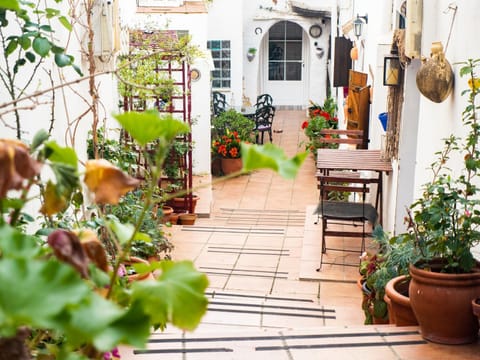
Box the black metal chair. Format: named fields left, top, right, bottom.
left=212, top=91, right=227, bottom=116
left=314, top=174, right=379, bottom=271
left=254, top=93, right=273, bottom=110
left=253, top=105, right=275, bottom=144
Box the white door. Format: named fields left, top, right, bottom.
left=263, top=21, right=305, bottom=107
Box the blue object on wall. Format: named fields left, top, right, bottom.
left=378, top=112, right=388, bottom=132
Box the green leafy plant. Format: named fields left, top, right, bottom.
left=211, top=109, right=256, bottom=142
left=397, top=59, right=480, bottom=274
left=360, top=226, right=418, bottom=324
left=302, top=98, right=339, bottom=155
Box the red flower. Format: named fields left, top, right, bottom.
left=229, top=147, right=238, bottom=158
left=301, top=121, right=309, bottom=129
left=319, top=110, right=331, bottom=120
left=212, top=130, right=242, bottom=159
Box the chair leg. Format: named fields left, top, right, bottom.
left=317, top=217, right=327, bottom=271
left=261, top=131, right=264, bottom=145
left=268, top=129, right=272, bottom=142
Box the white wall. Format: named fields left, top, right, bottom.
left=207, top=0, right=243, bottom=106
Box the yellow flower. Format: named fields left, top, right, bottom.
left=468, top=78, right=480, bottom=90
left=84, top=159, right=141, bottom=205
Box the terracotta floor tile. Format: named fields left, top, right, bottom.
left=119, top=110, right=477, bottom=359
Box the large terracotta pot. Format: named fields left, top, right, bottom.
left=409, top=263, right=480, bottom=344
left=472, top=298, right=480, bottom=321
left=221, top=157, right=243, bottom=175
left=384, top=275, right=418, bottom=326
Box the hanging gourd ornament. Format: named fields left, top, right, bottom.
left=416, top=42, right=453, bottom=103
left=350, top=45, right=358, bottom=61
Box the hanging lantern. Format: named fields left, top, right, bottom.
left=383, top=50, right=401, bottom=86
left=416, top=42, right=454, bottom=103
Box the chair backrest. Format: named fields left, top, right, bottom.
left=212, top=91, right=228, bottom=116
left=213, top=99, right=227, bottom=116
left=316, top=129, right=367, bottom=149
left=213, top=91, right=226, bottom=103
left=318, top=174, right=379, bottom=224
left=255, top=94, right=273, bottom=109
left=254, top=105, right=275, bottom=129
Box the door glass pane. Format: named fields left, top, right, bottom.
left=269, top=42, right=284, bottom=61
left=269, top=62, right=284, bottom=81
left=286, top=22, right=302, bottom=40
left=286, top=42, right=302, bottom=60
left=286, top=62, right=301, bottom=81
left=269, top=21, right=285, bottom=40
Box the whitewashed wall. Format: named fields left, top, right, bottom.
left=341, top=0, right=480, bottom=236
left=206, top=0, right=244, bottom=106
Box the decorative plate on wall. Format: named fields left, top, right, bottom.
left=309, top=24, right=322, bottom=38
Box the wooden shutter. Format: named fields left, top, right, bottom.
left=333, top=37, right=353, bottom=87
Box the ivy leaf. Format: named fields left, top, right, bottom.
left=130, top=261, right=209, bottom=331
left=31, top=128, right=49, bottom=150
left=58, top=15, right=72, bottom=31
left=25, top=51, right=35, bottom=62
left=114, top=111, right=190, bottom=146
left=5, top=37, right=18, bottom=55
left=72, top=63, right=83, bottom=76
left=58, top=293, right=125, bottom=350
left=44, top=140, right=78, bottom=167
left=241, top=143, right=308, bottom=179
left=0, top=224, right=41, bottom=259
left=54, top=52, right=73, bottom=67
left=108, top=218, right=135, bottom=245
left=0, top=257, right=90, bottom=337
left=32, top=36, right=51, bottom=57
left=0, top=0, right=19, bottom=10
left=92, top=301, right=151, bottom=350
left=18, top=35, right=31, bottom=50
left=44, top=7, right=60, bottom=19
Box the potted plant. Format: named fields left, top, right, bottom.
left=211, top=110, right=255, bottom=176
left=301, top=98, right=339, bottom=156
left=396, top=58, right=480, bottom=344
left=212, top=129, right=244, bottom=175
left=247, top=47, right=257, bottom=62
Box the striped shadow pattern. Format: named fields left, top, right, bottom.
left=213, top=208, right=306, bottom=227
left=131, top=328, right=426, bottom=357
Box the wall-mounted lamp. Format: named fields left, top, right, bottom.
left=383, top=48, right=401, bottom=86
left=353, top=14, right=368, bottom=38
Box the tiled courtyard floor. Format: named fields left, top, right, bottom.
left=120, top=110, right=480, bottom=359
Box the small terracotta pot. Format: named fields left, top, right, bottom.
left=123, top=256, right=154, bottom=283
left=178, top=213, right=197, bottom=225
left=384, top=275, right=418, bottom=326
left=161, top=205, right=174, bottom=224
left=168, top=195, right=199, bottom=213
